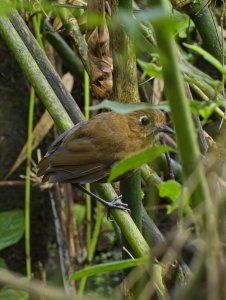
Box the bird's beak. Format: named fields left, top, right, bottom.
left=157, top=125, right=175, bottom=135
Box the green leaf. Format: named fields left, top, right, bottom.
left=158, top=180, right=181, bottom=200
left=137, top=59, right=162, bottom=78
left=69, top=257, right=147, bottom=281
left=190, top=101, right=216, bottom=121
left=90, top=100, right=170, bottom=114
left=172, top=11, right=190, bottom=38
left=183, top=43, right=226, bottom=75
left=158, top=182, right=192, bottom=215
left=108, top=145, right=172, bottom=183
left=0, top=257, right=8, bottom=269
left=166, top=191, right=191, bottom=215
left=0, top=210, right=25, bottom=250
left=0, top=288, right=28, bottom=300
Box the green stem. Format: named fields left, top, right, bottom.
left=89, top=202, right=103, bottom=261
left=9, top=9, right=84, bottom=124
left=84, top=70, right=92, bottom=266
left=111, top=1, right=139, bottom=102
left=152, top=3, right=211, bottom=208
left=120, top=170, right=142, bottom=231
left=84, top=71, right=90, bottom=120
left=0, top=13, right=150, bottom=259
left=85, top=184, right=92, bottom=263
left=44, top=20, right=84, bottom=78
left=32, top=13, right=44, bottom=49
left=24, top=12, right=43, bottom=280
left=25, top=87, right=35, bottom=279
left=84, top=70, right=104, bottom=263
left=59, top=8, right=89, bottom=73
left=78, top=277, right=86, bottom=295
left=111, top=0, right=142, bottom=234
left=0, top=16, right=74, bottom=132
left=95, top=183, right=150, bottom=257
left=180, top=0, right=223, bottom=63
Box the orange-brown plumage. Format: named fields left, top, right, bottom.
left=37, top=110, right=167, bottom=184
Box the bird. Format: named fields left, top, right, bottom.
left=37, top=109, right=173, bottom=210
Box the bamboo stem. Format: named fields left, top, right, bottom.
left=174, top=0, right=224, bottom=63
left=9, top=9, right=84, bottom=124
left=0, top=16, right=74, bottom=132
left=44, top=20, right=84, bottom=78
left=111, top=0, right=142, bottom=235
left=152, top=3, right=211, bottom=208
left=0, top=13, right=150, bottom=259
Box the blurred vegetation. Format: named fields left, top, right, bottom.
left=0, top=0, right=225, bottom=299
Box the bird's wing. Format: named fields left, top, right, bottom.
left=37, top=113, right=130, bottom=184
left=42, top=163, right=109, bottom=184
left=37, top=121, right=114, bottom=183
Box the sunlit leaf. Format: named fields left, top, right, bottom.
left=172, top=11, right=190, bottom=38
left=108, top=145, right=172, bottom=183
left=158, top=182, right=192, bottom=215
left=90, top=100, right=170, bottom=114
left=158, top=180, right=181, bottom=200
left=0, top=210, right=25, bottom=250
left=137, top=59, right=162, bottom=78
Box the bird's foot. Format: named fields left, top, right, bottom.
left=107, top=195, right=131, bottom=213
left=74, top=184, right=130, bottom=214
left=106, top=195, right=130, bottom=219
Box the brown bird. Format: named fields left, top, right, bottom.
left=37, top=109, right=173, bottom=209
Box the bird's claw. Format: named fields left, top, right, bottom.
left=107, top=195, right=131, bottom=216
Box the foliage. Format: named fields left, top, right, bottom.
left=90, top=99, right=170, bottom=113
left=0, top=0, right=225, bottom=299
left=108, top=145, right=172, bottom=182
left=69, top=257, right=147, bottom=281
left=0, top=210, right=24, bottom=251
left=0, top=288, right=28, bottom=300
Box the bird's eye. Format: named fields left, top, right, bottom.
left=139, top=115, right=150, bottom=126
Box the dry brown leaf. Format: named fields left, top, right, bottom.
left=53, top=16, right=63, bottom=31
left=61, top=72, right=74, bottom=92
left=6, top=73, right=74, bottom=178
left=152, top=78, right=164, bottom=104
left=5, top=110, right=54, bottom=178
left=86, top=0, right=113, bottom=99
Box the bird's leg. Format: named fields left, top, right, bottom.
left=159, top=135, right=175, bottom=180
left=74, top=184, right=131, bottom=213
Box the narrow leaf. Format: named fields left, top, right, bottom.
left=183, top=43, right=226, bottom=75
left=90, top=100, right=170, bottom=114
left=0, top=210, right=25, bottom=250
left=69, top=257, right=147, bottom=281
left=108, top=145, right=172, bottom=183
left=137, top=59, right=162, bottom=78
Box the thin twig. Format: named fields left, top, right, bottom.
left=0, top=180, right=25, bottom=186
